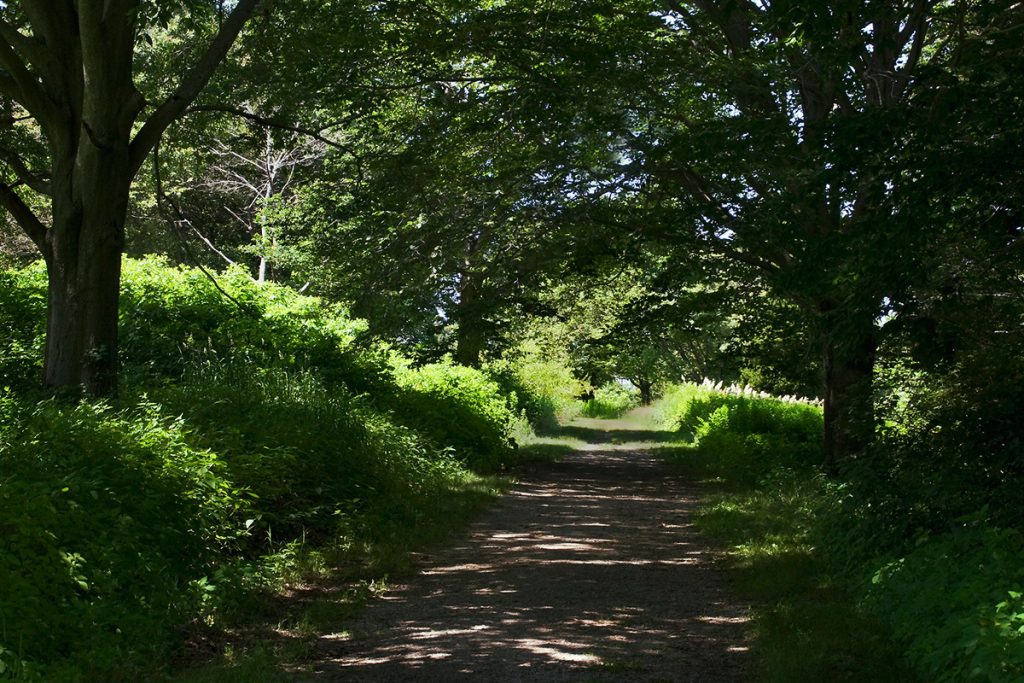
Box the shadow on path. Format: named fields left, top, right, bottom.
left=301, top=414, right=750, bottom=682
left=538, top=424, right=683, bottom=446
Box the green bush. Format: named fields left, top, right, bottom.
left=580, top=381, right=640, bottom=418
left=864, top=527, right=1024, bottom=682
left=0, top=265, right=45, bottom=389
left=152, top=361, right=466, bottom=545
left=0, top=394, right=246, bottom=680
left=658, top=384, right=822, bottom=481
left=0, top=257, right=523, bottom=678
left=659, top=383, right=1024, bottom=680
left=392, top=360, right=519, bottom=471
left=674, top=391, right=822, bottom=443
left=0, top=257, right=392, bottom=397
left=485, top=352, right=584, bottom=431
left=118, top=257, right=395, bottom=394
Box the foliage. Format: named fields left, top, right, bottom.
left=865, top=528, right=1024, bottom=682
left=580, top=382, right=640, bottom=419
left=0, top=395, right=246, bottom=680
left=658, top=383, right=1024, bottom=681
left=391, top=359, right=520, bottom=471
left=154, top=362, right=466, bottom=543
left=0, top=257, right=529, bottom=679
left=486, top=342, right=585, bottom=431
left=0, top=266, right=45, bottom=389
left=658, top=384, right=822, bottom=482
left=118, top=256, right=372, bottom=383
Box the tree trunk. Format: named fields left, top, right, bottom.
left=636, top=379, right=654, bottom=406
left=44, top=147, right=131, bottom=396
left=44, top=231, right=124, bottom=396
left=820, top=308, right=878, bottom=474
left=455, top=321, right=484, bottom=367
left=0, top=0, right=260, bottom=397
left=454, top=266, right=485, bottom=367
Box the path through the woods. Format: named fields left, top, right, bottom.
left=303, top=410, right=751, bottom=681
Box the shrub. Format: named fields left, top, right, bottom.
left=658, top=384, right=822, bottom=481
left=151, top=361, right=467, bottom=545
left=0, top=264, right=45, bottom=389
left=659, top=382, right=1024, bottom=680
left=486, top=352, right=584, bottom=431
left=0, top=258, right=517, bottom=679
left=0, top=395, right=246, bottom=679
left=392, top=360, right=519, bottom=470
left=863, top=526, right=1024, bottom=682
left=118, top=257, right=390, bottom=393
left=580, top=381, right=640, bottom=418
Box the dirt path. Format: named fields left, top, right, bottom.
left=302, top=413, right=751, bottom=681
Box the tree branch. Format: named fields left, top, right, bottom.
left=153, top=143, right=257, bottom=314
left=129, top=0, right=263, bottom=176
left=187, top=104, right=360, bottom=156
left=0, top=34, right=58, bottom=131
left=0, top=181, right=48, bottom=256
left=0, top=18, right=50, bottom=77
left=895, top=0, right=934, bottom=97
left=0, top=146, right=52, bottom=195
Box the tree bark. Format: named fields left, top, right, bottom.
left=44, top=229, right=125, bottom=396
left=455, top=320, right=484, bottom=367
left=820, top=306, right=878, bottom=474
left=44, top=147, right=132, bottom=396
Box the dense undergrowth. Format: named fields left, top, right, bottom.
left=656, top=384, right=1024, bottom=682
left=580, top=381, right=640, bottom=419
left=0, top=257, right=546, bottom=680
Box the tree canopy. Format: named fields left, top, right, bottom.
left=0, top=0, right=1021, bottom=466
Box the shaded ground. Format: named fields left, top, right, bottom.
left=300, top=410, right=751, bottom=681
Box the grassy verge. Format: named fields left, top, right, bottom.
left=172, top=471, right=508, bottom=682
left=0, top=258, right=538, bottom=680
left=658, top=384, right=1024, bottom=681
left=654, top=385, right=916, bottom=681
left=684, top=466, right=914, bottom=681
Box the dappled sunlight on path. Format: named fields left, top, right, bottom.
left=303, top=410, right=750, bottom=681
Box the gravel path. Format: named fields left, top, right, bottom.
left=303, top=417, right=751, bottom=681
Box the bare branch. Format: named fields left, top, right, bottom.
left=187, top=104, right=360, bottom=156
left=153, top=143, right=256, bottom=314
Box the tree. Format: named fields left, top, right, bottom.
left=599, top=0, right=1019, bottom=471
left=0, top=0, right=261, bottom=395
left=200, top=122, right=325, bottom=283
left=264, top=0, right=671, bottom=366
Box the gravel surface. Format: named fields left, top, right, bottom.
left=303, top=418, right=751, bottom=682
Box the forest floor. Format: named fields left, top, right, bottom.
left=291, top=409, right=752, bottom=681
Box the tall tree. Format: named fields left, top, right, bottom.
left=0, top=0, right=260, bottom=395
left=609, top=0, right=1021, bottom=470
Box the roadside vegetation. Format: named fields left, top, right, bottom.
left=580, top=382, right=641, bottom=419
left=0, top=258, right=561, bottom=681
left=655, top=385, right=1024, bottom=683
left=0, top=2, right=1021, bottom=681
